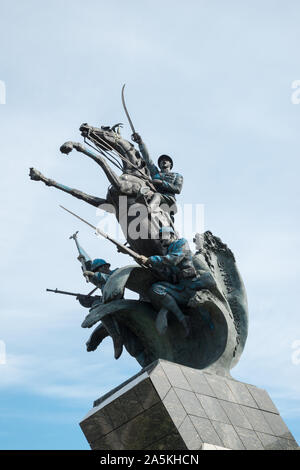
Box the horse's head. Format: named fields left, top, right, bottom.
left=79, top=123, right=149, bottom=177
left=79, top=123, right=124, bottom=151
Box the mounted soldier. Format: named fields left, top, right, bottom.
left=29, top=122, right=172, bottom=257
left=131, top=133, right=183, bottom=222
left=121, top=84, right=183, bottom=222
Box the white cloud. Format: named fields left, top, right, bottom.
left=0, top=350, right=136, bottom=402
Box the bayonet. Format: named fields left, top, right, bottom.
left=69, top=231, right=91, bottom=282
left=60, top=205, right=145, bottom=264
left=60, top=206, right=172, bottom=282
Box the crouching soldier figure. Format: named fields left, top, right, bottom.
left=139, top=227, right=215, bottom=336
left=79, top=258, right=124, bottom=359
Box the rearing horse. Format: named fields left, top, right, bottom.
left=30, top=123, right=174, bottom=256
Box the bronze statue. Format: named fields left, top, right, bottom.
left=33, top=86, right=248, bottom=376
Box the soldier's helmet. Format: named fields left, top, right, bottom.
left=159, top=226, right=175, bottom=240
left=159, top=226, right=174, bottom=234
left=91, top=258, right=111, bottom=271
left=158, top=154, right=173, bottom=169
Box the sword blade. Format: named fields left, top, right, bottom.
left=121, top=84, right=136, bottom=134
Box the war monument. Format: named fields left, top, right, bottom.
left=29, top=86, right=299, bottom=450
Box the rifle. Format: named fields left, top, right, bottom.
left=60, top=205, right=172, bottom=283
left=46, top=287, right=101, bottom=309
left=60, top=205, right=146, bottom=265
left=46, top=286, right=98, bottom=297
left=46, top=288, right=83, bottom=297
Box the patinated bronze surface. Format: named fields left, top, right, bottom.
left=30, top=91, right=248, bottom=376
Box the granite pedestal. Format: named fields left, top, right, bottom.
left=80, top=359, right=299, bottom=450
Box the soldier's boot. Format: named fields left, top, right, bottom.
left=181, top=316, right=191, bottom=338
left=155, top=307, right=169, bottom=335
left=160, top=294, right=191, bottom=337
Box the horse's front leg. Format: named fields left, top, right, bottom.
left=60, top=142, right=122, bottom=191
left=29, top=167, right=109, bottom=209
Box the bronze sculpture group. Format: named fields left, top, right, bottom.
left=30, top=87, right=249, bottom=376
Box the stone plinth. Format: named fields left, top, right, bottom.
left=80, top=359, right=299, bottom=450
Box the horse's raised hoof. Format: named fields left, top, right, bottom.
left=29, top=167, right=43, bottom=181
left=60, top=141, right=74, bottom=155
left=86, top=339, right=94, bottom=352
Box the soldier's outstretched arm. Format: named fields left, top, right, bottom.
left=131, top=133, right=159, bottom=177
left=83, top=270, right=99, bottom=286
left=149, top=239, right=187, bottom=267
left=77, top=294, right=102, bottom=308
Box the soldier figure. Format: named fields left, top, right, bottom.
left=79, top=258, right=124, bottom=359
left=132, top=133, right=183, bottom=221
left=139, top=227, right=215, bottom=336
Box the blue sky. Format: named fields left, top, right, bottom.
left=0, top=0, right=299, bottom=449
